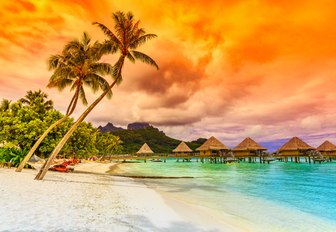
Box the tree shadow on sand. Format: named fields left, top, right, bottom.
left=112, top=214, right=221, bottom=232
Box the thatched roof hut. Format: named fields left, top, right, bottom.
left=173, top=142, right=192, bottom=153
left=317, top=140, right=336, bottom=157
left=196, top=136, right=229, bottom=156
left=317, top=140, right=336, bottom=152
left=196, top=136, right=229, bottom=151
left=232, top=137, right=267, bottom=157
left=233, top=137, right=267, bottom=151
left=136, top=143, right=154, bottom=154
left=277, top=137, right=314, bottom=156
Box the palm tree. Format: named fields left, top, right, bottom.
left=20, top=90, right=54, bottom=111
left=0, top=99, right=11, bottom=111
left=16, top=32, right=113, bottom=172
left=35, top=11, right=159, bottom=180
left=97, top=132, right=123, bottom=160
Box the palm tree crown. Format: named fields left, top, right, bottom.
left=20, top=90, right=53, bottom=111
left=93, top=11, right=159, bottom=82
left=47, top=32, right=113, bottom=115
left=0, top=99, right=12, bottom=111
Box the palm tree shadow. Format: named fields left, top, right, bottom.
left=114, top=214, right=221, bottom=232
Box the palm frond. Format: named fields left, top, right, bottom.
left=131, top=34, right=157, bottom=49
left=93, top=22, right=121, bottom=45
left=78, top=86, right=88, bottom=105
left=131, top=51, right=159, bottom=69
left=126, top=52, right=135, bottom=63
left=90, top=62, right=114, bottom=76
left=48, top=55, right=64, bottom=70
left=98, top=40, right=119, bottom=56
left=47, top=78, right=73, bottom=91
left=84, top=73, right=112, bottom=98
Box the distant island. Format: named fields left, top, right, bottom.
left=98, top=122, right=206, bottom=153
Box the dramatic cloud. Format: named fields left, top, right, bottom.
left=1, top=0, right=336, bottom=149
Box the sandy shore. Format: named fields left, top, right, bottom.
left=0, top=164, right=245, bottom=232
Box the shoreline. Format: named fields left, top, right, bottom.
left=0, top=165, right=247, bottom=231
left=107, top=161, right=250, bottom=231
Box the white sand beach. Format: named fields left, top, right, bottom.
left=0, top=163, right=246, bottom=232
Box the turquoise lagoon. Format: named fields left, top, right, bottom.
left=118, top=160, right=336, bottom=231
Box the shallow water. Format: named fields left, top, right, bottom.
left=117, top=159, right=336, bottom=232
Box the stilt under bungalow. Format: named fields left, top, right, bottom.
left=195, top=136, right=229, bottom=163
left=277, top=137, right=314, bottom=163
left=317, top=140, right=336, bottom=162
left=232, top=137, right=267, bottom=163
left=172, top=142, right=193, bottom=162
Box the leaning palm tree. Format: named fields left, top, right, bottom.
left=35, top=11, right=159, bottom=180
left=16, top=32, right=113, bottom=172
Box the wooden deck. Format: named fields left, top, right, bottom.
left=104, top=153, right=335, bottom=164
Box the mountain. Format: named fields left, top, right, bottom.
left=99, top=122, right=201, bottom=153
left=98, top=123, right=124, bottom=133
left=127, top=122, right=151, bottom=130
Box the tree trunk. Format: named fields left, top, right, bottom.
left=16, top=116, right=69, bottom=172
left=35, top=57, right=125, bottom=180
left=16, top=88, right=80, bottom=172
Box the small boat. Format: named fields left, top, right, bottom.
left=150, top=159, right=162, bottom=162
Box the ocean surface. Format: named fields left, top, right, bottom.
left=118, top=159, right=336, bottom=232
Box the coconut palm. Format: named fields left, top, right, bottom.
left=96, top=132, right=123, bottom=160
left=35, top=11, right=159, bottom=180
left=20, top=90, right=54, bottom=111
left=16, top=32, right=113, bottom=172
left=0, top=99, right=11, bottom=112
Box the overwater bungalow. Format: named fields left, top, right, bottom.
left=172, top=142, right=193, bottom=162
left=277, top=137, right=314, bottom=163
left=232, top=137, right=267, bottom=163
left=196, top=136, right=229, bottom=159
left=136, top=143, right=155, bottom=162
left=136, top=143, right=154, bottom=155
left=317, top=140, right=336, bottom=161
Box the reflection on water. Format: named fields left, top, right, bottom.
left=117, top=160, right=336, bottom=231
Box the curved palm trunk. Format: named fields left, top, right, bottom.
left=35, top=58, right=125, bottom=180
left=16, top=89, right=79, bottom=172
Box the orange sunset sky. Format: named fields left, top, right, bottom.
left=1, top=0, right=336, bottom=149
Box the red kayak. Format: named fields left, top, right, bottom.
left=49, top=163, right=69, bottom=172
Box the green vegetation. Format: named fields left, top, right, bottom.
left=110, top=126, right=202, bottom=153
left=0, top=92, right=122, bottom=166
left=0, top=146, right=27, bottom=168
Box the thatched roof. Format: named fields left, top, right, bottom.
left=278, top=137, right=314, bottom=151
left=136, top=143, right=154, bottom=154
left=317, top=140, right=336, bottom=151
left=173, top=142, right=192, bottom=153
left=233, top=137, right=267, bottom=151
left=196, top=136, right=229, bottom=151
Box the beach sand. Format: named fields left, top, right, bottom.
left=0, top=163, right=246, bottom=232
